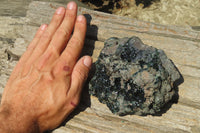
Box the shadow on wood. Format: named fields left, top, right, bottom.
left=152, top=62, right=184, bottom=116
left=50, top=14, right=98, bottom=132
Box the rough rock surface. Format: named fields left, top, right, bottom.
left=89, top=36, right=181, bottom=116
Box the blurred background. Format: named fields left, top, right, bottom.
left=0, top=0, right=199, bottom=27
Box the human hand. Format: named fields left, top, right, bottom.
left=0, top=1, right=92, bottom=133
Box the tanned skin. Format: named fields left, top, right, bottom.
left=0, top=1, right=92, bottom=133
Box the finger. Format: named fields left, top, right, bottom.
left=60, top=15, right=87, bottom=66
left=36, top=2, right=78, bottom=71
left=28, top=7, right=66, bottom=63
left=48, top=1, right=77, bottom=55
left=19, top=24, right=47, bottom=64
left=52, top=15, right=87, bottom=77
left=27, top=24, right=48, bottom=54
left=9, top=24, right=47, bottom=80
left=66, top=56, right=92, bottom=109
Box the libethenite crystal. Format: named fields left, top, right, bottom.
left=89, top=36, right=181, bottom=116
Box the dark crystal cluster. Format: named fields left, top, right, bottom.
left=89, top=36, right=180, bottom=116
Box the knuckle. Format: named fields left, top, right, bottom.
left=56, top=28, right=70, bottom=38
left=52, top=12, right=64, bottom=22
left=63, top=66, right=72, bottom=76
left=74, top=67, right=87, bottom=81
left=64, top=48, right=76, bottom=61
left=44, top=71, right=55, bottom=83
left=35, top=51, right=53, bottom=71
left=66, top=38, right=82, bottom=54
left=49, top=45, right=59, bottom=57
left=41, top=30, right=51, bottom=40
left=70, top=37, right=82, bottom=47
left=65, top=11, right=76, bottom=19
left=53, top=64, right=72, bottom=76
left=52, top=65, right=60, bottom=76
left=44, top=50, right=53, bottom=61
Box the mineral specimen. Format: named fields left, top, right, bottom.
left=89, top=36, right=181, bottom=116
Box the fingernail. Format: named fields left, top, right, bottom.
left=83, top=56, right=92, bottom=68
left=67, top=1, right=76, bottom=10
left=56, top=7, right=64, bottom=14
left=40, top=24, right=47, bottom=30
left=77, top=15, right=85, bottom=22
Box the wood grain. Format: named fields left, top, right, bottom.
left=0, top=1, right=200, bottom=133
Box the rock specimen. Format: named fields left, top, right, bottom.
left=89, top=36, right=181, bottom=116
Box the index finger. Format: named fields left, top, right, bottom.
left=60, top=15, right=87, bottom=66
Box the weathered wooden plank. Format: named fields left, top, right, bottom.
left=61, top=100, right=200, bottom=133
left=26, top=2, right=200, bottom=68
left=0, top=1, right=200, bottom=133
left=26, top=2, right=200, bottom=41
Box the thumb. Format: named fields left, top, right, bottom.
left=66, top=56, right=92, bottom=107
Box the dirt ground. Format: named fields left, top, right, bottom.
left=79, top=0, right=200, bottom=27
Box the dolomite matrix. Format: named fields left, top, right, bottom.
left=89, top=36, right=181, bottom=116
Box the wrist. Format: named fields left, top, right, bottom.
left=0, top=106, right=41, bottom=133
